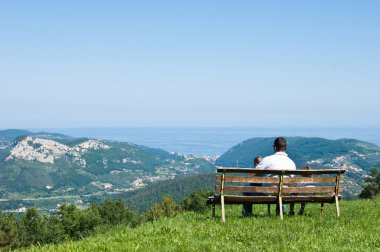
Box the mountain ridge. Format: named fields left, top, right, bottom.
left=0, top=130, right=215, bottom=206
left=1, top=130, right=379, bottom=211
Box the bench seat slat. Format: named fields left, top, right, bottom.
left=282, top=186, right=339, bottom=194
left=216, top=186, right=278, bottom=194
left=283, top=177, right=344, bottom=184
left=212, top=195, right=278, bottom=204
left=282, top=195, right=342, bottom=203
left=216, top=175, right=280, bottom=184
left=209, top=195, right=343, bottom=204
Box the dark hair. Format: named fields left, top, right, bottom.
left=300, top=165, right=312, bottom=177
left=300, top=165, right=311, bottom=171
left=273, top=137, right=287, bottom=152
left=253, top=156, right=262, bottom=167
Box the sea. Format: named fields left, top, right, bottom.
left=31, top=127, right=380, bottom=157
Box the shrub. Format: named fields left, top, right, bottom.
left=17, top=208, right=46, bottom=247
left=145, top=196, right=179, bottom=221
left=0, top=214, right=18, bottom=250
left=98, top=199, right=138, bottom=227
left=43, top=216, right=65, bottom=244
left=359, top=168, right=380, bottom=199
left=58, top=204, right=100, bottom=239
left=181, top=190, right=213, bottom=212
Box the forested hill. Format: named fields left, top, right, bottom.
left=216, top=137, right=380, bottom=196
left=0, top=129, right=215, bottom=202
left=84, top=173, right=215, bottom=212
left=121, top=173, right=215, bottom=212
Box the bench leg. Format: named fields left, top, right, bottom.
left=267, top=204, right=271, bottom=215
left=278, top=197, right=283, bottom=220
left=221, top=195, right=225, bottom=222
left=212, top=203, right=215, bottom=218
left=320, top=203, right=324, bottom=216
left=335, top=196, right=340, bottom=217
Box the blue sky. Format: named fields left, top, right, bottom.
left=1, top=1, right=379, bottom=128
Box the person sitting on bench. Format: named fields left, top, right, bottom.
left=255, top=137, right=296, bottom=215
left=241, top=156, right=262, bottom=217
left=289, top=165, right=314, bottom=215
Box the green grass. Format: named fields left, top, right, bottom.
left=25, top=198, right=380, bottom=251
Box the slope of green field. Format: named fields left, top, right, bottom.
left=25, top=198, right=380, bottom=251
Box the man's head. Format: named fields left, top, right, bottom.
left=273, top=137, right=287, bottom=152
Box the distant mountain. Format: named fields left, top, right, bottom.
left=0, top=129, right=73, bottom=150
left=216, top=137, right=380, bottom=197
left=0, top=130, right=216, bottom=205
left=0, top=129, right=32, bottom=140
left=2, top=131, right=379, bottom=212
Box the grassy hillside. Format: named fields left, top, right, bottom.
left=25, top=198, right=380, bottom=251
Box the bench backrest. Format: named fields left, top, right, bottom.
left=215, top=167, right=345, bottom=196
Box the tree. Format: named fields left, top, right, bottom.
left=43, top=215, right=65, bottom=244
left=359, top=168, right=380, bottom=199
left=58, top=204, right=100, bottom=239
left=0, top=214, right=18, bottom=250
left=79, top=203, right=101, bottom=236
left=17, top=208, right=46, bottom=247
left=98, top=199, right=136, bottom=226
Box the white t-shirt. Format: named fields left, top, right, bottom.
left=255, top=152, right=296, bottom=171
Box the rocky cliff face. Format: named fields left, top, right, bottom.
left=0, top=132, right=216, bottom=200
left=6, top=136, right=110, bottom=166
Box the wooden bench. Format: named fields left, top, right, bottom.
left=207, top=167, right=346, bottom=222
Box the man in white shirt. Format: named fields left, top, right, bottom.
left=255, top=137, right=296, bottom=215
left=255, top=137, right=296, bottom=171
